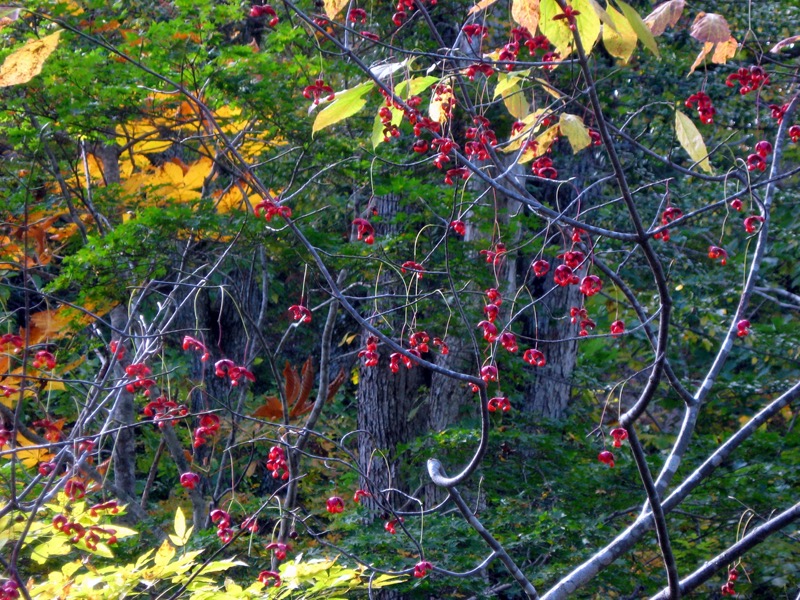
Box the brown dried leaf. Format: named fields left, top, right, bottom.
left=253, top=396, right=284, bottom=420
left=291, top=357, right=315, bottom=417
left=327, top=368, right=346, bottom=401
left=770, top=35, right=800, bottom=54
left=644, top=0, right=685, bottom=36
left=283, top=361, right=300, bottom=405
left=690, top=12, right=731, bottom=44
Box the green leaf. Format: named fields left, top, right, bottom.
left=675, top=109, right=712, bottom=173
left=394, top=75, right=438, bottom=99
left=313, top=82, right=374, bottom=135
left=371, top=105, right=403, bottom=149
left=614, top=0, right=659, bottom=58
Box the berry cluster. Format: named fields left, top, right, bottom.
left=193, top=413, right=221, bottom=448
left=32, top=350, right=56, bottom=370
left=266, top=541, right=291, bottom=560
left=708, top=246, right=728, bottom=265
left=401, top=260, right=425, bottom=277
left=597, top=450, right=615, bottom=467
left=654, top=206, right=683, bottom=241
left=326, top=496, right=344, bottom=513
left=726, top=65, right=769, bottom=95
left=0, top=579, right=19, bottom=600
left=358, top=335, right=379, bottom=367
left=124, top=363, right=155, bottom=395
left=480, top=242, right=507, bottom=265
left=32, top=419, right=62, bottom=442
left=0, top=334, right=23, bottom=350
left=210, top=509, right=235, bottom=543
left=302, top=79, right=335, bottom=105
left=267, top=445, right=289, bottom=479
left=180, top=472, right=200, bottom=489
left=352, top=218, right=375, bottom=244
left=570, top=307, right=595, bottom=337
left=109, top=340, right=125, bottom=359
left=213, top=359, right=255, bottom=386
left=554, top=265, right=579, bottom=287
left=747, top=140, right=772, bottom=172
left=532, top=156, right=558, bottom=179
left=384, top=516, right=403, bottom=534
left=64, top=478, right=86, bottom=500
left=414, top=561, right=433, bottom=578
left=258, top=570, right=281, bottom=587
left=743, top=215, right=764, bottom=234
left=288, top=304, right=312, bottom=323
left=487, top=396, right=511, bottom=412
left=389, top=348, right=419, bottom=373
left=249, top=4, right=279, bottom=27
left=736, top=319, right=751, bottom=338
left=610, top=427, right=628, bottom=447
left=182, top=335, right=210, bottom=362
left=720, top=567, right=739, bottom=596
left=685, top=92, right=715, bottom=124
left=523, top=348, right=546, bottom=367
left=255, top=197, right=292, bottom=222
left=52, top=514, right=118, bottom=549
left=143, top=395, right=188, bottom=429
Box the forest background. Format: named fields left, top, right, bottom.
left=0, top=0, right=799, bottom=598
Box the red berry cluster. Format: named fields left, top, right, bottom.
left=0, top=579, right=19, bottom=600
left=553, top=3, right=581, bottom=31
left=302, top=79, right=334, bottom=104
left=743, top=215, right=764, bottom=234
left=180, top=472, right=200, bottom=489
left=461, top=24, right=488, bottom=44
left=554, top=265, right=579, bottom=287
left=579, top=275, right=603, bottom=297
left=348, top=7, right=367, bottom=23
left=182, top=335, right=210, bottom=362
left=326, top=496, right=344, bottom=513
left=143, top=396, right=188, bottom=428
left=480, top=364, right=498, bottom=382
left=0, top=334, right=23, bottom=350
left=32, top=419, right=62, bottom=442
left=125, top=363, right=154, bottom=395
left=64, top=478, right=86, bottom=500
left=32, top=350, right=56, bottom=370
left=720, top=568, right=739, bottom=596
left=532, top=156, right=558, bottom=179
left=610, top=320, right=625, bottom=337
left=726, top=65, right=769, bottom=95
left=391, top=0, right=435, bottom=27
left=789, top=124, right=800, bottom=142
left=769, top=103, right=788, bottom=123
left=463, top=115, right=497, bottom=163
left=477, top=320, right=498, bottom=343
left=480, top=242, right=507, bottom=265
left=210, top=509, right=235, bottom=543
left=384, top=516, right=403, bottom=534
left=193, top=413, right=221, bottom=448
left=523, top=348, right=546, bottom=367
left=708, top=245, right=728, bottom=265
left=358, top=335, right=379, bottom=367
left=464, top=62, right=494, bottom=81
left=450, top=219, right=466, bottom=236
left=53, top=514, right=118, bottom=549
left=255, top=198, right=292, bottom=222
left=685, top=92, right=715, bottom=124
left=487, top=396, right=511, bottom=412
left=654, top=206, right=682, bottom=241
left=499, top=331, right=518, bottom=353
left=414, top=560, right=433, bottom=578
left=288, top=304, right=312, bottom=323
left=401, top=260, right=425, bottom=277
left=249, top=4, right=278, bottom=26
left=557, top=250, right=584, bottom=269
left=389, top=348, right=419, bottom=373
left=353, top=488, right=372, bottom=503
left=266, top=541, right=291, bottom=560
left=597, top=450, right=615, bottom=467
left=109, top=340, right=125, bottom=359
left=352, top=218, right=375, bottom=244
left=258, top=570, right=281, bottom=587
left=610, top=427, right=628, bottom=447
left=497, top=27, right=551, bottom=70
left=747, top=140, right=772, bottom=171
left=570, top=307, right=595, bottom=337
left=267, top=445, right=289, bottom=479
left=213, top=359, right=255, bottom=386
left=736, top=319, right=751, bottom=338
left=532, top=258, right=549, bottom=277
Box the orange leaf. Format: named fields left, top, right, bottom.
left=283, top=361, right=300, bottom=405
left=326, top=368, right=346, bottom=402
left=0, top=30, right=62, bottom=88
left=511, top=0, right=540, bottom=37
left=468, top=0, right=499, bottom=15
left=253, top=396, right=284, bottom=420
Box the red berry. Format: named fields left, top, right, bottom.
left=180, top=472, right=201, bottom=490
left=597, top=450, right=615, bottom=467
left=414, top=561, right=433, bottom=578
left=523, top=348, right=546, bottom=367
left=326, top=496, right=344, bottom=514
left=532, top=259, right=549, bottom=277
left=610, top=320, right=625, bottom=336
left=755, top=140, right=773, bottom=158
left=610, top=427, right=628, bottom=448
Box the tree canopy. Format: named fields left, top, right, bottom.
left=1, top=0, right=799, bottom=598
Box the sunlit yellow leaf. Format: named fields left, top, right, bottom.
left=0, top=30, right=62, bottom=88
left=602, top=3, right=637, bottom=64
left=174, top=507, right=186, bottom=540
left=539, top=0, right=600, bottom=58
left=323, top=0, right=348, bottom=19
left=675, top=109, right=712, bottom=173
left=559, top=113, right=591, bottom=153
left=511, top=0, right=540, bottom=37
left=154, top=539, right=176, bottom=567
left=428, top=80, right=454, bottom=124
left=502, top=82, right=529, bottom=120
left=712, top=36, right=737, bottom=64
left=519, top=124, right=560, bottom=163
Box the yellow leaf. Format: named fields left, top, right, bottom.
left=183, top=157, right=214, bottom=189
left=602, top=3, right=637, bottom=64
left=0, top=30, right=62, bottom=88
left=644, top=0, right=685, bottom=36
left=616, top=0, right=659, bottom=58
left=688, top=43, right=713, bottom=75
left=519, top=124, right=560, bottom=163
left=558, top=113, right=591, bottom=153
left=154, top=540, right=176, bottom=567
left=2, top=432, right=53, bottom=467
left=690, top=12, right=731, bottom=44
left=539, top=0, right=600, bottom=58
left=502, top=109, right=547, bottom=153
left=712, top=36, right=737, bottom=64
left=174, top=507, right=186, bottom=540
left=501, top=82, right=529, bottom=120
left=428, top=80, right=454, bottom=124
left=511, top=0, right=540, bottom=36
left=468, top=0, right=500, bottom=15
left=323, top=0, right=348, bottom=20
left=675, top=109, right=712, bottom=173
